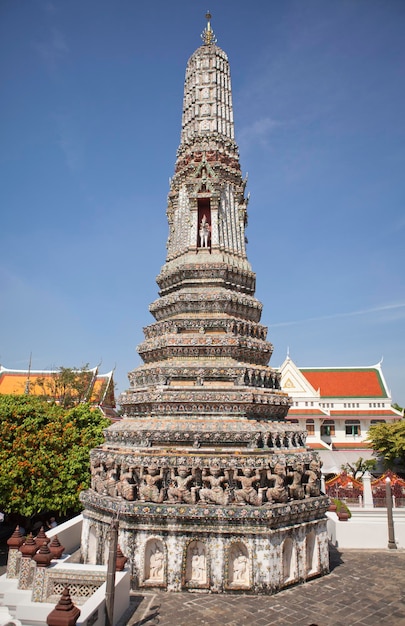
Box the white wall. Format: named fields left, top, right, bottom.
left=46, top=515, right=83, bottom=555
left=327, top=509, right=405, bottom=549
left=1, top=566, right=130, bottom=626
left=76, top=570, right=130, bottom=626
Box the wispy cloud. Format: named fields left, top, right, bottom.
left=54, top=113, right=85, bottom=172
left=43, top=2, right=57, bottom=15
left=34, top=27, right=69, bottom=71
left=238, top=116, right=282, bottom=151
left=392, top=214, right=405, bottom=233
left=270, top=302, right=405, bottom=328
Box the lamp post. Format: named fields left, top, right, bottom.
left=385, top=476, right=397, bottom=550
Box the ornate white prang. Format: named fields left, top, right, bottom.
left=79, top=13, right=330, bottom=597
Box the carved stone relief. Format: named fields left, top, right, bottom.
left=145, top=539, right=165, bottom=583
left=228, top=543, right=249, bottom=586
left=185, top=541, right=207, bottom=585
left=88, top=455, right=322, bottom=508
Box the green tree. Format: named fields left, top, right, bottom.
left=340, top=456, right=376, bottom=479
left=34, top=364, right=94, bottom=408
left=367, top=420, right=405, bottom=468
left=0, top=395, right=110, bottom=517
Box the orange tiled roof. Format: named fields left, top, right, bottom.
left=287, top=409, right=326, bottom=416
left=0, top=366, right=116, bottom=410
left=325, top=473, right=363, bottom=488
left=332, top=442, right=373, bottom=450
left=0, top=371, right=54, bottom=395
left=330, top=409, right=399, bottom=418
left=300, top=368, right=386, bottom=398
left=90, top=374, right=114, bottom=404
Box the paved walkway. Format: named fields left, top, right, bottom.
left=118, top=547, right=405, bottom=626
left=2, top=546, right=404, bottom=625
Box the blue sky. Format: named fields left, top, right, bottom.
left=1, top=0, right=404, bottom=406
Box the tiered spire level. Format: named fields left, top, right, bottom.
left=183, top=15, right=232, bottom=142
left=167, top=13, right=245, bottom=267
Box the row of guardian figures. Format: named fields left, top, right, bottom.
left=243, top=369, right=281, bottom=389
left=91, top=459, right=322, bottom=506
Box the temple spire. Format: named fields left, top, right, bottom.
left=165, top=13, right=249, bottom=268
left=201, top=11, right=217, bottom=45
left=81, top=14, right=329, bottom=598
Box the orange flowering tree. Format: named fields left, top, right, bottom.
left=0, top=395, right=110, bottom=516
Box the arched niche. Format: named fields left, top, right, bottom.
left=282, top=537, right=296, bottom=583
left=144, top=539, right=165, bottom=583
left=305, top=531, right=319, bottom=575
left=185, top=540, right=207, bottom=585
left=197, top=198, right=211, bottom=248
left=103, top=538, right=110, bottom=565
left=87, top=526, right=97, bottom=565
left=228, top=542, right=250, bottom=587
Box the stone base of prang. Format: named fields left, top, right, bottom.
left=80, top=493, right=330, bottom=594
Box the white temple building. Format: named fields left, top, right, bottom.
left=280, top=356, right=402, bottom=473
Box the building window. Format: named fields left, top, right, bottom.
left=321, top=420, right=335, bottom=436
left=345, top=420, right=361, bottom=436
left=306, top=419, right=315, bottom=436
left=371, top=419, right=386, bottom=424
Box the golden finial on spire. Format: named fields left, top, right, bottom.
left=201, top=10, right=217, bottom=45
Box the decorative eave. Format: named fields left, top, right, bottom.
left=279, top=357, right=320, bottom=398
left=329, top=409, right=402, bottom=419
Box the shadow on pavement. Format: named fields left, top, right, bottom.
left=328, top=542, right=344, bottom=572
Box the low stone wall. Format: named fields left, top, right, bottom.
left=2, top=516, right=130, bottom=626
left=46, top=515, right=83, bottom=555
left=327, top=509, right=405, bottom=549
left=0, top=565, right=130, bottom=626
left=76, top=570, right=130, bottom=626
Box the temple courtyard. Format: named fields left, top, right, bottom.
left=113, top=546, right=404, bottom=626
left=1, top=543, right=405, bottom=624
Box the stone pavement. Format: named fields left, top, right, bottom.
left=118, top=547, right=405, bottom=626
left=1, top=546, right=404, bottom=625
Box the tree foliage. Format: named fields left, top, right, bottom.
left=367, top=420, right=405, bottom=467
left=34, top=364, right=94, bottom=408
left=340, top=456, right=376, bottom=479
left=0, top=395, right=110, bottom=517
